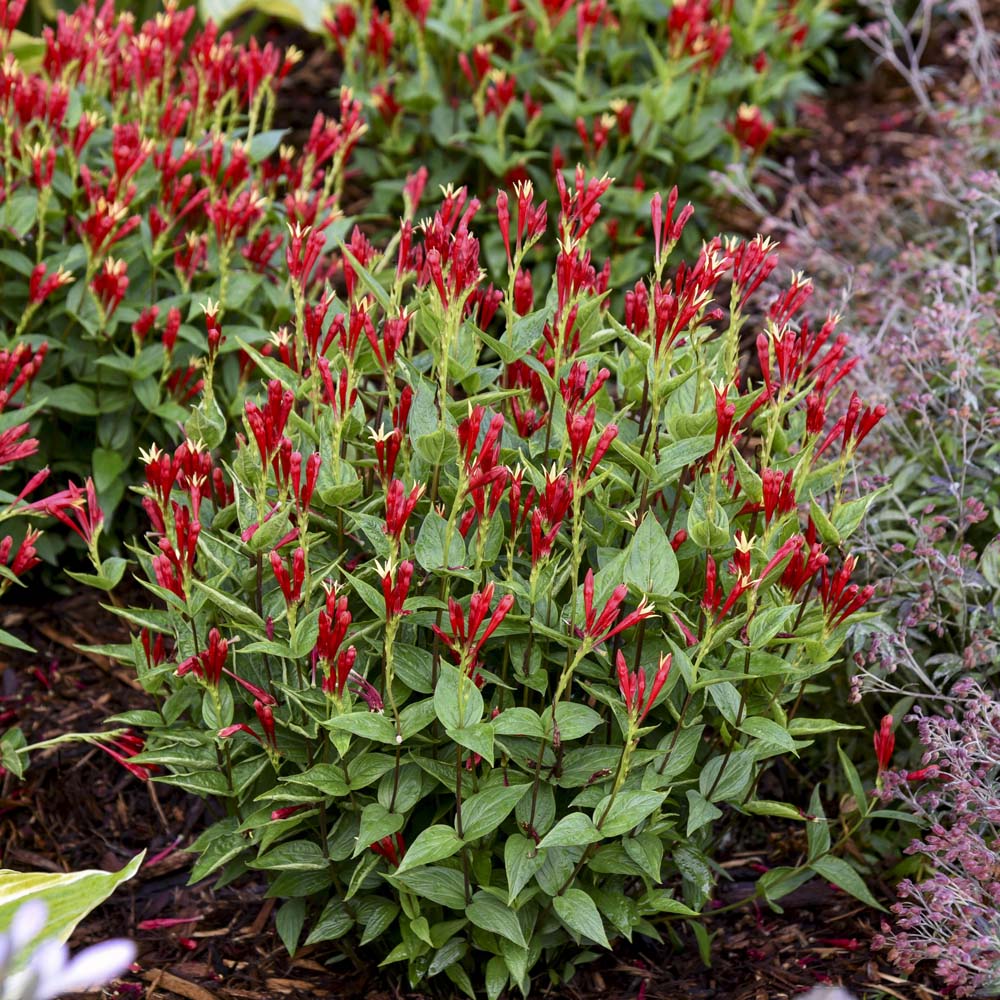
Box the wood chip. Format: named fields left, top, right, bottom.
left=140, top=970, right=221, bottom=1000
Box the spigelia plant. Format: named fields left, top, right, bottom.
left=0, top=0, right=366, bottom=544
left=320, top=0, right=840, bottom=275
left=86, top=170, right=886, bottom=993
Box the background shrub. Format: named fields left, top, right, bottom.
left=321, top=0, right=842, bottom=277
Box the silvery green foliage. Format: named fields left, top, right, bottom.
left=0, top=901, right=134, bottom=1000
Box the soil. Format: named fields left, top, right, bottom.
left=0, top=16, right=967, bottom=1000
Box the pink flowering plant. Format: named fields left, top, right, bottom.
left=36, top=170, right=890, bottom=992
left=323, top=0, right=840, bottom=272
left=0, top=0, right=364, bottom=537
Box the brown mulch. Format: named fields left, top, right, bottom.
left=1, top=590, right=930, bottom=1000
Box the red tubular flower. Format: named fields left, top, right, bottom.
left=32, top=478, right=104, bottom=547
left=529, top=470, right=573, bottom=565
left=616, top=650, right=673, bottom=724
left=756, top=533, right=805, bottom=587
left=271, top=804, right=310, bottom=821
left=874, top=714, right=894, bottom=773
left=819, top=555, right=875, bottom=628
left=91, top=257, right=129, bottom=318
left=218, top=723, right=264, bottom=745
left=245, top=380, right=294, bottom=464
left=458, top=407, right=505, bottom=490
left=560, top=361, right=611, bottom=415
left=762, top=468, right=797, bottom=524
left=379, top=560, right=414, bottom=619
left=176, top=627, right=228, bottom=686
left=28, top=263, right=73, bottom=305
left=581, top=569, right=655, bottom=646
left=728, top=104, right=773, bottom=153
left=384, top=479, right=423, bottom=541
left=98, top=732, right=156, bottom=781
left=0, top=423, right=39, bottom=467
left=370, top=832, right=406, bottom=867
left=254, top=698, right=277, bottom=749
left=270, top=547, right=305, bottom=605
left=497, top=189, right=512, bottom=265
left=0, top=529, right=42, bottom=579
left=286, top=222, right=326, bottom=288
left=702, top=555, right=752, bottom=624
left=141, top=628, right=166, bottom=669
left=432, top=582, right=515, bottom=673
left=315, top=587, right=355, bottom=697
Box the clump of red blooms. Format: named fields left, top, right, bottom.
left=0, top=0, right=366, bottom=530
left=86, top=160, right=884, bottom=980
left=0, top=340, right=108, bottom=601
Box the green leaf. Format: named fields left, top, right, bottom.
left=594, top=790, right=665, bottom=838
left=467, top=891, right=527, bottom=947
left=461, top=783, right=529, bottom=842
left=248, top=128, right=288, bottom=162
left=391, top=867, right=467, bottom=909
left=0, top=629, right=34, bottom=653
left=486, top=956, right=508, bottom=1000
left=837, top=741, right=867, bottom=811
left=326, top=711, right=400, bottom=745
left=92, top=448, right=127, bottom=492
left=304, top=896, right=354, bottom=945
left=192, top=580, right=265, bottom=628
left=415, top=511, right=466, bottom=572
left=537, top=812, right=601, bottom=850
left=504, top=835, right=546, bottom=904
left=549, top=702, right=603, bottom=741
left=354, top=803, right=404, bottom=858
left=739, top=716, right=796, bottom=752
left=447, top=722, right=494, bottom=763
left=806, top=785, right=830, bottom=860
left=394, top=825, right=464, bottom=875
left=45, top=384, right=99, bottom=415
left=746, top=605, right=797, bottom=648
left=248, top=840, right=328, bottom=872
left=493, top=707, right=545, bottom=739
left=553, top=888, right=610, bottom=949
left=809, top=855, right=884, bottom=911
left=639, top=889, right=699, bottom=917
left=685, top=789, right=722, bottom=836
left=276, top=898, right=306, bottom=955
left=624, top=514, right=679, bottom=597
left=742, top=800, right=805, bottom=821
left=0, top=852, right=143, bottom=959
left=789, top=718, right=862, bottom=736
left=434, top=664, right=483, bottom=730
left=652, top=435, right=714, bottom=487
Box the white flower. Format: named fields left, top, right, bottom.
left=0, top=901, right=135, bottom=1000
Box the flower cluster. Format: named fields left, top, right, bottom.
left=0, top=0, right=363, bottom=538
